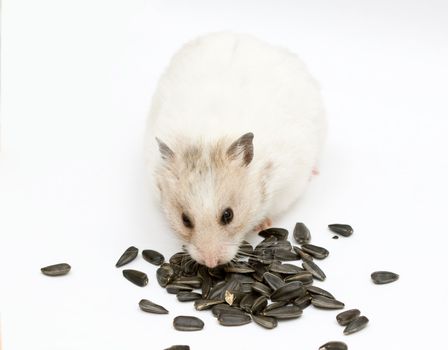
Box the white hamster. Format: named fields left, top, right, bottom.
left=145, top=32, right=326, bottom=268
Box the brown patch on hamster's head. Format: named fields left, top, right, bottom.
left=155, top=133, right=264, bottom=268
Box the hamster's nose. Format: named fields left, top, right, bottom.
left=203, top=255, right=219, bottom=268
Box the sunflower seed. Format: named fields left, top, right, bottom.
left=208, top=281, right=227, bottom=300
left=181, top=257, right=198, bottom=276
left=319, top=341, right=348, bottom=350
left=251, top=296, right=268, bottom=314
left=115, top=246, right=138, bottom=267
left=274, top=240, right=293, bottom=251
left=371, top=271, right=399, bottom=284
left=269, top=262, right=302, bottom=275
left=258, top=227, right=288, bottom=240
left=224, top=262, right=255, bottom=274
left=173, top=316, right=204, bottom=331
left=293, top=246, right=314, bottom=261
left=218, top=313, right=252, bottom=326
left=138, top=299, right=168, bottom=314
left=251, top=281, right=272, bottom=297
left=252, top=314, right=278, bottom=329
left=302, top=260, right=326, bottom=281
left=344, top=315, right=369, bottom=335
left=284, top=271, right=314, bottom=284
left=177, top=292, right=202, bottom=302
left=208, top=266, right=226, bottom=279
left=274, top=249, right=300, bottom=261
left=262, top=305, right=303, bottom=319
left=212, top=304, right=247, bottom=318
left=263, top=301, right=288, bottom=312
left=306, top=285, right=335, bottom=299
left=169, top=252, right=185, bottom=265
left=164, top=346, right=190, bottom=350
left=250, top=260, right=268, bottom=281
left=311, top=295, right=344, bottom=309
left=336, top=309, right=361, bottom=326
left=41, top=263, right=71, bottom=276
left=157, top=263, right=175, bottom=287
left=142, top=249, right=165, bottom=266
left=328, top=224, right=353, bottom=237
left=198, top=266, right=212, bottom=298
left=263, top=272, right=286, bottom=290
left=293, top=223, right=311, bottom=244
left=293, top=294, right=312, bottom=309
left=122, top=269, right=148, bottom=287
left=240, top=293, right=259, bottom=313
left=174, top=276, right=202, bottom=288
left=271, top=281, right=306, bottom=302
left=227, top=273, right=255, bottom=284
left=300, top=244, right=329, bottom=260
left=239, top=240, right=254, bottom=255
left=166, top=283, right=193, bottom=294
left=194, top=299, right=223, bottom=311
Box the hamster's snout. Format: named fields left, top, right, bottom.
left=187, top=243, right=238, bottom=268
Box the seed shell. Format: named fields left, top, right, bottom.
left=194, top=299, right=223, bottom=311
left=328, top=224, right=353, bottom=237
left=164, top=346, right=190, bottom=350
left=293, top=294, right=312, bottom=309
left=138, top=299, right=168, bottom=314
left=269, top=262, right=302, bottom=275
left=115, top=246, right=138, bottom=267
left=263, top=272, right=286, bottom=290
left=262, top=305, right=303, bottom=319
left=251, top=296, right=268, bottom=314
left=311, top=295, right=344, bottom=309
left=284, top=271, right=314, bottom=284
left=306, top=285, right=335, bottom=299
left=142, top=249, right=165, bottom=266
left=371, top=271, right=399, bottom=284
left=344, top=315, right=369, bottom=335
left=173, top=316, right=204, bottom=331
left=302, top=260, right=326, bottom=281
left=41, top=263, right=71, bottom=276
left=293, top=222, right=311, bottom=244
left=122, top=269, right=148, bottom=287
left=218, top=313, right=252, bottom=326
left=258, top=227, right=289, bottom=240
left=166, top=283, right=193, bottom=294
left=300, top=244, right=329, bottom=259
left=177, top=292, right=202, bottom=302
left=156, top=263, right=175, bottom=287
left=271, top=282, right=306, bottom=302
left=252, top=314, right=278, bottom=329
left=336, top=309, right=361, bottom=326
left=319, top=341, right=348, bottom=350
left=212, top=304, right=247, bottom=318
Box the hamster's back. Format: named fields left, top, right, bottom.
left=146, top=32, right=326, bottom=215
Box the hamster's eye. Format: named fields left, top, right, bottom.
left=220, top=208, right=233, bottom=225
left=182, top=213, right=193, bottom=229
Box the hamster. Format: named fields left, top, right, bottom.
left=145, top=32, right=326, bottom=268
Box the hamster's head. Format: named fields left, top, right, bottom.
left=154, top=133, right=267, bottom=268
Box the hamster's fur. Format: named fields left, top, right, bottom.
left=145, top=33, right=326, bottom=267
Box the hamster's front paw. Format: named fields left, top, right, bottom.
left=254, top=218, right=272, bottom=232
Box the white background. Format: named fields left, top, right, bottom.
left=1, top=0, right=448, bottom=349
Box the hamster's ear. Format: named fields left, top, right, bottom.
left=155, top=137, right=175, bottom=160
left=226, top=132, right=254, bottom=166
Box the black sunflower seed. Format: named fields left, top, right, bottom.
left=173, top=276, right=202, bottom=288
left=240, top=293, right=259, bottom=313
left=293, top=222, right=311, bottom=244
left=306, top=285, right=335, bottom=299
left=293, top=294, right=312, bottom=309
left=41, top=263, right=71, bottom=276
left=251, top=296, right=268, bottom=314
left=122, top=269, right=148, bottom=287
left=239, top=240, right=254, bottom=255
left=177, top=292, right=202, bottom=302
left=251, top=281, right=272, bottom=297
left=271, top=281, right=306, bottom=302
left=274, top=249, right=300, bottom=261
left=156, top=263, right=175, bottom=287
left=258, top=227, right=288, bottom=240
left=224, top=262, right=255, bottom=274
left=166, top=283, right=193, bottom=294
left=336, top=309, right=361, bottom=326
left=344, top=315, right=369, bottom=335
left=164, top=346, right=190, bottom=350
left=300, top=244, right=329, bottom=260
left=269, top=262, right=302, bottom=275
left=293, top=246, right=314, bottom=261
left=169, top=252, right=185, bottom=265
left=284, top=271, right=314, bottom=284
left=371, top=271, right=399, bottom=284
left=115, top=246, right=138, bottom=267
left=142, top=249, right=165, bottom=266
left=252, top=314, right=278, bottom=329
left=218, top=313, right=252, bottom=326
left=262, top=305, right=303, bottom=319
left=311, top=295, right=344, bottom=309
left=212, top=304, right=247, bottom=318
left=319, top=341, right=348, bottom=350
left=173, top=316, right=204, bottom=331
left=328, top=224, right=353, bottom=237
left=138, top=299, right=168, bottom=314
left=302, top=260, right=326, bottom=281
left=263, top=272, right=286, bottom=290
left=194, top=299, right=223, bottom=311
left=263, top=301, right=288, bottom=312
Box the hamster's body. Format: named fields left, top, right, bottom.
left=146, top=33, right=326, bottom=267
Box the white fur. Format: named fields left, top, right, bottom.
left=145, top=33, right=326, bottom=264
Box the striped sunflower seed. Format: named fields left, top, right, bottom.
left=262, top=305, right=303, bottom=319
left=177, top=292, right=202, bottom=302
left=157, top=263, right=175, bottom=287
left=302, top=260, right=326, bottom=281
left=142, top=249, right=165, bottom=266
left=115, top=246, right=138, bottom=267
left=218, top=313, right=252, bottom=326
left=139, top=299, right=168, bottom=314
left=306, top=285, right=335, bottom=299
left=344, top=316, right=369, bottom=335
left=336, top=309, right=361, bottom=326
left=328, top=224, right=353, bottom=237
left=300, top=244, right=329, bottom=259
left=41, top=263, right=71, bottom=276
left=252, top=314, right=278, bottom=329
left=173, top=316, right=204, bottom=331
left=194, top=299, right=223, bottom=311
left=319, top=341, right=348, bottom=350
left=263, top=272, right=286, bottom=290
left=293, top=222, right=311, bottom=244
left=164, top=346, right=190, bottom=350
left=271, top=282, right=307, bottom=302
left=371, top=271, right=399, bottom=284
left=258, top=227, right=289, bottom=240
left=122, top=269, right=148, bottom=287
left=311, top=295, right=344, bottom=309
